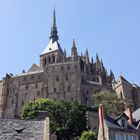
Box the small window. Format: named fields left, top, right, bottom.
left=38, top=75, right=41, bottom=80
left=52, top=55, right=55, bottom=63
left=24, top=77, right=27, bottom=82
left=54, top=88, right=56, bottom=92
left=44, top=58, right=47, bottom=65
left=31, top=75, right=34, bottom=80
left=25, top=85, right=29, bottom=90
left=22, top=100, right=24, bottom=106
left=68, top=86, right=71, bottom=92
left=61, top=66, right=64, bottom=71
left=65, top=75, right=68, bottom=81
left=12, top=99, right=14, bottom=104
left=67, top=65, right=70, bottom=71
left=25, top=93, right=27, bottom=96
left=56, top=76, right=59, bottom=81
left=37, top=91, right=40, bottom=96
left=35, top=83, right=38, bottom=89
left=74, top=65, right=77, bottom=70
left=48, top=57, right=51, bottom=62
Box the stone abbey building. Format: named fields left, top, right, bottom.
left=0, top=10, right=140, bottom=118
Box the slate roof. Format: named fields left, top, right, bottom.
left=41, top=39, right=63, bottom=55
left=133, top=108, right=140, bottom=122
left=105, top=114, right=136, bottom=130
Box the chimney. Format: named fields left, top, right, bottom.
left=98, top=104, right=106, bottom=140
left=124, top=107, right=133, bottom=124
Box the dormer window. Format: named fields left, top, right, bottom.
left=121, top=118, right=127, bottom=127
left=49, top=48, right=52, bottom=50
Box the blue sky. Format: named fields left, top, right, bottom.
left=0, top=0, right=140, bottom=85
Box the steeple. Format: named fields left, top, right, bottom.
left=50, top=8, right=58, bottom=43
left=96, top=53, right=100, bottom=63
left=85, top=48, right=89, bottom=64
left=71, top=39, right=78, bottom=62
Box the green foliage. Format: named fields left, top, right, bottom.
left=92, top=90, right=127, bottom=116
left=79, top=130, right=96, bottom=140
left=22, top=98, right=87, bottom=140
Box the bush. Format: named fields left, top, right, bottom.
left=79, top=130, right=96, bottom=140
left=22, top=98, right=87, bottom=140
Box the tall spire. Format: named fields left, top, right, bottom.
left=85, top=48, right=89, bottom=64
left=53, top=8, right=56, bottom=27
left=71, top=39, right=78, bottom=62
left=50, top=8, right=58, bottom=43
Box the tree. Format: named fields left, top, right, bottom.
left=92, top=90, right=130, bottom=116
left=79, top=130, right=96, bottom=140
left=22, top=98, right=87, bottom=140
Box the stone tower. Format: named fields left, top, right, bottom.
left=71, top=39, right=78, bottom=62
left=40, top=9, right=64, bottom=68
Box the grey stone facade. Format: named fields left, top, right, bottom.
left=0, top=9, right=140, bottom=119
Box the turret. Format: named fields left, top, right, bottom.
left=110, top=69, right=115, bottom=82
left=85, top=48, right=89, bottom=64
left=71, top=39, right=78, bottom=62
left=96, top=53, right=101, bottom=72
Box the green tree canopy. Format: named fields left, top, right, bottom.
left=79, top=130, right=96, bottom=140
left=92, top=90, right=130, bottom=116
left=22, top=98, right=87, bottom=140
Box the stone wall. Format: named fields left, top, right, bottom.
left=0, top=118, right=50, bottom=140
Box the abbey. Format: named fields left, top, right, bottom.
left=0, top=10, right=140, bottom=118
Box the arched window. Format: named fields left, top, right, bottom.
left=48, top=56, right=51, bottom=62
left=120, top=91, right=123, bottom=99
left=52, top=55, right=55, bottom=63
left=43, top=57, right=47, bottom=66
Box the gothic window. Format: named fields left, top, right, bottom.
left=38, top=75, right=41, bottom=80
left=67, top=65, right=70, bottom=71
left=37, top=91, right=40, bottom=96
left=56, top=76, right=59, bottom=81
left=65, top=75, right=68, bottom=81
left=74, top=65, right=77, bottom=70
left=48, top=56, right=51, bottom=62
left=25, top=93, right=27, bottom=96
left=68, top=86, right=71, bottom=92
left=12, top=99, right=14, bottom=104
left=35, top=83, right=38, bottom=89
left=22, top=100, right=24, bottom=106
left=61, top=66, right=64, bottom=71
left=25, top=85, right=29, bottom=90
left=120, top=92, right=123, bottom=99
left=52, top=55, right=55, bottom=63
left=43, top=58, right=47, bottom=66
left=31, top=75, right=34, bottom=80
left=24, top=77, right=27, bottom=82
left=54, top=88, right=56, bottom=92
